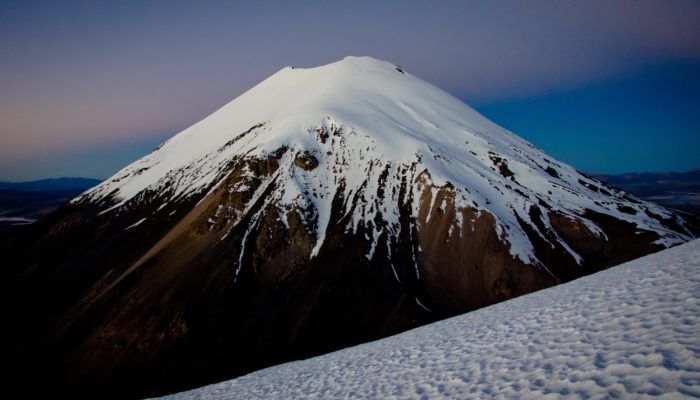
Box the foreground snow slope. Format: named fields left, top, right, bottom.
left=163, top=239, right=700, bottom=399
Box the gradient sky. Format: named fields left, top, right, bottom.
left=1, top=0, right=699, bottom=181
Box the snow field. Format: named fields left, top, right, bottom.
left=162, top=239, right=700, bottom=399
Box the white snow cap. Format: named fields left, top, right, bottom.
left=78, top=56, right=693, bottom=262
left=81, top=56, right=507, bottom=203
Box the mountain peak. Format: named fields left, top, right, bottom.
left=287, top=55, right=404, bottom=72
left=79, top=56, right=499, bottom=211
left=78, top=56, right=694, bottom=265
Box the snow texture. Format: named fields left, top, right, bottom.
left=75, top=56, right=693, bottom=265
left=162, top=239, right=700, bottom=400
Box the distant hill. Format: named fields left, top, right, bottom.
left=589, top=169, right=700, bottom=217
left=0, top=177, right=101, bottom=191
left=0, top=178, right=101, bottom=231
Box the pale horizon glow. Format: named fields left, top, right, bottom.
left=1, top=1, right=699, bottom=181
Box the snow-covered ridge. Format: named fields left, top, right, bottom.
left=76, top=56, right=693, bottom=263
left=162, top=239, right=700, bottom=399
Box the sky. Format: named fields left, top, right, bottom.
left=1, top=0, right=699, bottom=181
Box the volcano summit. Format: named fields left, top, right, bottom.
left=1, top=56, right=696, bottom=398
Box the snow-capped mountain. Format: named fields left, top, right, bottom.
left=78, top=56, right=691, bottom=265
left=1, top=56, right=696, bottom=399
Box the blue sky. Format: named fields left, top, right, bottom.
left=474, top=60, right=700, bottom=174
left=1, top=1, right=699, bottom=181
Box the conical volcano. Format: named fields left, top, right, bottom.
left=1, top=56, right=696, bottom=398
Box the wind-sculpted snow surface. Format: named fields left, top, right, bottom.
left=163, top=239, right=700, bottom=400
